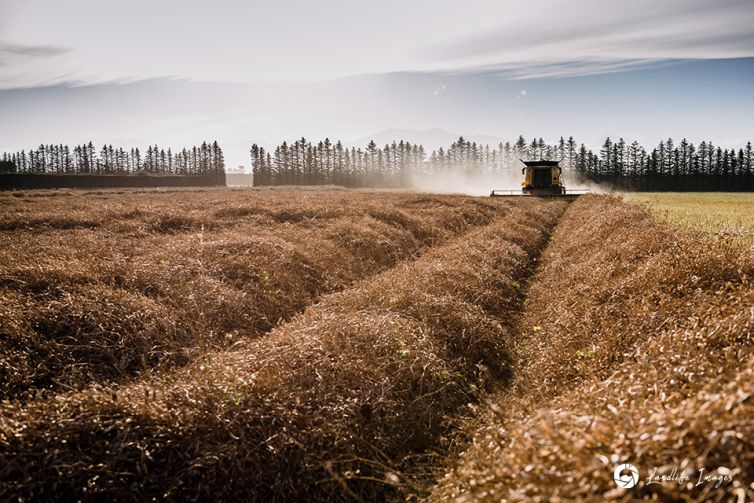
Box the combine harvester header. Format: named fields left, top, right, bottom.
left=491, top=159, right=591, bottom=199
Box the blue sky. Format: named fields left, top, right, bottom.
left=1, top=0, right=753, bottom=169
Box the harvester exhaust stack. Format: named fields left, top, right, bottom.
left=490, top=159, right=590, bottom=198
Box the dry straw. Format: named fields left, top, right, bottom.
left=1, top=189, right=512, bottom=399
left=0, top=193, right=567, bottom=501
left=430, top=195, right=754, bottom=502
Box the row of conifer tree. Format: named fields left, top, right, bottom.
left=4, top=136, right=752, bottom=190
left=250, top=139, right=425, bottom=187
left=251, top=136, right=754, bottom=190
left=1, top=141, right=225, bottom=175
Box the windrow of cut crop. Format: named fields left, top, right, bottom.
left=0, top=191, right=519, bottom=400
left=0, top=199, right=568, bottom=502
left=429, top=195, right=754, bottom=502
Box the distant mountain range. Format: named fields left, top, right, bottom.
left=351, top=129, right=505, bottom=152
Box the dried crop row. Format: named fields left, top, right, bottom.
left=430, top=195, right=754, bottom=502
left=0, top=199, right=569, bottom=501
left=0, top=189, right=512, bottom=399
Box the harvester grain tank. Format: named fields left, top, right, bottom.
left=490, top=159, right=589, bottom=198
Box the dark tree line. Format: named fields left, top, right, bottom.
left=252, top=136, right=551, bottom=187
left=577, top=137, right=754, bottom=191
left=1, top=141, right=225, bottom=176
left=251, top=138, right=425, bottom=187
left=252, top=136, right=754, bottom=191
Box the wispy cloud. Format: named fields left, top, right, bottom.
left=2, top=1, right=753, bottom=87
left=421, top=0, right=754, bottom=78
left=0, top=42, right=71, bottom=58
left=0, top=41, right=75, bottom=88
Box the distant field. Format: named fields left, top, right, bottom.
left=624, top=192, right=754, bottom=244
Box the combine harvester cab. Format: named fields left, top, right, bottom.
left=490, top=159, right=590, bottom=199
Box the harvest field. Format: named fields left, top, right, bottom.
left=0, top=187, right=752, bottom=501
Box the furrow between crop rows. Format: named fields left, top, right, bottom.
left=429, top=195, right=754, bottom=502
left=0, top=192, right=518, bottom=399
left=0, top=199, right=569, bottom=501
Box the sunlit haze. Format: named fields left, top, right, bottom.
left=1, top=0, right=753, bottom=169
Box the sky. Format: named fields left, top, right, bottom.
left=1, top=0, right=753, bottom=169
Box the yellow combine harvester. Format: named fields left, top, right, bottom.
left=490, top=159, right=590, bottom=198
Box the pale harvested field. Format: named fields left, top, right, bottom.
left=624, top=192, right=754, bottom=245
